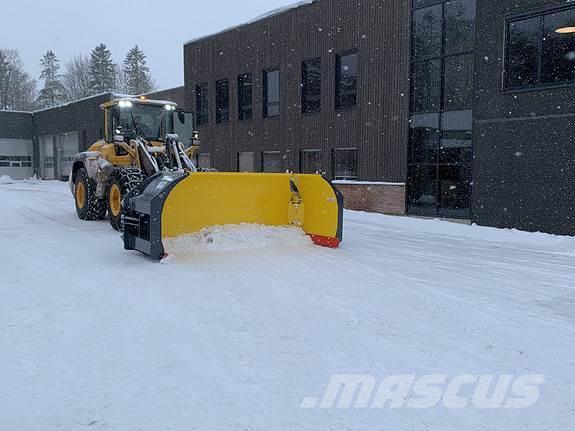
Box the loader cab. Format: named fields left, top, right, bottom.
left=103, top=99, right=178, bottom=144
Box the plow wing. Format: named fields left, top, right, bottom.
left=122, top=172, right=343, bottom=259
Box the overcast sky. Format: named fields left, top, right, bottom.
left=0, top=0, right=299, bottom=90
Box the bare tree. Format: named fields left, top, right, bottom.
left=62, top=55, right=92, bottom=102
left=0, top=48, right=37, bottom=111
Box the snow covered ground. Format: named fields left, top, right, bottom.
left=0, top=180, right=574, bottom=430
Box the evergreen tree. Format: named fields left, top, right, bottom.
left=122, top=45, right=154, bottom=95
left=37, top=50, right=65, bottom=108
left=89, top=43, right=116, bottom=94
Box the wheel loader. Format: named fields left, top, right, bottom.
left=69, top=97, right=343, bottom=260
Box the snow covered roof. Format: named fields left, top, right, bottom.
left=31, top=92, right=121, bottom=114
left=185, top=0, right=315, bottom=45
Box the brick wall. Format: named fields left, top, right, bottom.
left=334, top=183, right=406, bottom=216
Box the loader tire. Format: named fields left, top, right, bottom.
left=107, top=167, right=145, bottom=231
left=74, top=168, right=107, bottom=221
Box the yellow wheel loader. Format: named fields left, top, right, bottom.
left=70, top=97, right=343, bottom=260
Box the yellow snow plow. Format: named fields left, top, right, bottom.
left=122, top=171, right=343, bottom=259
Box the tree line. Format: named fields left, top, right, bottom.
left=0, top=44, right=157, bottom=111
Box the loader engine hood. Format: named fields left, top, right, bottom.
left=122, top=172, right=344, bottom=260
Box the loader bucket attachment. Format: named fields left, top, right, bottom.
left=122, top=172, right=343, bottom=260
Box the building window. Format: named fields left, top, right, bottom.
left=263, top=70, right=280, bottom=118
left=215, top=79, right=230, bottom=124
left=336, top=51, right=358, bottom=110
left=506, top=7, right=575, bottom=89
left=300, top=150, right=323, bottom=174
left=332, top=148, right=358, bottom=180
left=302, top=58, right=322, bottom=114
left=195, top=83, right=209, bottom=125
left=408, top=0, right=476, bottom=220
left=262, top=151, right=282, bottom=172
left=238, top=73, right=253, bottom=121
left=238, top=152, right=255, bottom=172
left=198, top=153, right=211, bottom=170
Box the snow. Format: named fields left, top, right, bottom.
left=333, top=180, right=405, bottom=186
left=1, top=180, right=574, bottom=430
left=0, top=175, right=14, bottom=184
left=164, top=224, right=313, bottom=256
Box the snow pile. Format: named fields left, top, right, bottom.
left=164, top=223, right=313, bottom=255
left=0, top=175, right=14, bottom=184
left=0, top=175, right=42, bottom=184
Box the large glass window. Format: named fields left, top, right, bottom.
left=413, top=4, right=443, bottom=60
left=335, top=51, right=358, bottom=110
left=238, top=73, right=253, bottom=121
left=506, top=7, right=575, bottom=89
left=408, top=165, right=438, bottom=217
left=302, top=58, right=322, bottom=114
left=300, top=149, right=323, bottom=174
left=262, top=151, right=282, bottom=172
left=215, top=79, right=229, bottom=124
left=196, top=84, right=209, bottom=126
left=444, top=0, right=476, bottom=55
left=332, top=148, right=358, bottom=180
left=411, top=60, right=441, bottom=112
left=195, top=83, right=209, bottom=126
left=263, top=70, right=280, bottom=118
left=443, top=54, right=474, bottom=111
left=408, top=0, right=475, bottom=219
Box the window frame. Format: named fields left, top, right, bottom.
left=215, top=79, right=230, bottom=124
left=301, top=57, right=322, bottom=115
left=261, top=151, right=282, bottom=173
left=263, top=69, right=280, bottom=119
left=335, top=50, right=359, bottom=111
left=332, top=147, right=359, bottom=181
left=300, top=149, right=323, bottom=174
left=237, top=151, right=255, bottom=172
left=195, top=83, right=209, bottom=126
left=237, top=73, right=253, bottom=121
left=503, top=4, right=575, bottom=92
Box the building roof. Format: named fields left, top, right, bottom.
left=184, top=0, right=315, bottom=45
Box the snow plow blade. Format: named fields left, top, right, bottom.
left=122, top=172, right=343, bottom=259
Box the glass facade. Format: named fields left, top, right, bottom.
left=408, top=0, right=476, bottom=219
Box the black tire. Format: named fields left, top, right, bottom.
left=106, top=167, right=145, bottom=231
left=74, top=168, right=107, bottom=221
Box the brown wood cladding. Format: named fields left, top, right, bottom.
left=183, top=0, right=410, bottom=182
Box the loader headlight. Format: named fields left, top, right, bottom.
left=119, top=100, right=133, bottom=108
left=164, top=104, right=176, bottom=111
